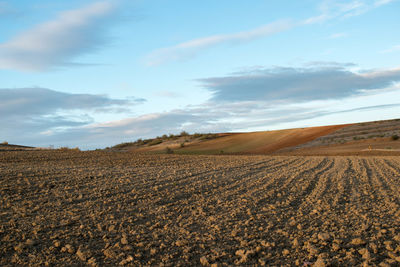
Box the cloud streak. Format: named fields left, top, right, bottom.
left=146, top=0, right=394, bottom=66
left=328, top=32, right=348, bottom=39
left=380, top=45, right=400, bottom=53
left=303, top=0, right=394, bottom=24
left=146, top=20, right=294, bottom=66
left=374, top=0, right=396, bottom=7
left=0, top=1, right=117, bottom=71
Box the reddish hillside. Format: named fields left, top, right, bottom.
left=112, top=118, right=400, bottom=155
left=178, top=124, right=349, bottom=154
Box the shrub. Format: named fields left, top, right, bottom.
left=166, top=147, right=174, bottom=154
left=199, top=134, right=210, bottom=140
left=136, top=138, right=144, bottom=145
left=199, top=134, right=218, bottom=140
left=148, top=139, right=163, bottom=146
left=142, top=139, right=150, bottom=145
left=113, top=142, right=135, bottom=149
left=180, top=131, right=189, bottom=136
left=180, top=142, right=185, bottom=148
left=193, top=133, right=202, bottom=138
left=392, top=134, right=399, bottom=141
left=58, top=147, right=80, bottom=151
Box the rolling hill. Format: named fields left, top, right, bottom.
left=110, top=118, right=400, bottom=155
left=0, top=143, right=36, bottom=151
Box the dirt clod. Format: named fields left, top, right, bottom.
left=200, top=256, right=209, bottom=266
left=318, top=233, right=330, bottom=241
left=351, top=238, right=366, bottom=246
left=76, top=248, right=87, bottom=261
left=313, top=256, right=326, bottom=267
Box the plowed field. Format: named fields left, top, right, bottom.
left=1, top=151, right=400, bottom=266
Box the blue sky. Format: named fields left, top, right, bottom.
left=0, top=0, right=399, bottom=149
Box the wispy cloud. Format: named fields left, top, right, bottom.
left=147, top=0, right=393, bottom=66
left=380, top=45, right=400, bottom=53
left=302, top=0, right=392, bottom=24
left=374, top=0, right=396, bottom=7
left=0, top=1, right=117, bottom=71
left=146, top=20, right=294, bottom=66
left=302, top=0, right=374, bottom=24
left=155, top=90, right=181, bottom=98
left=328, top=32, right=348, bottom=39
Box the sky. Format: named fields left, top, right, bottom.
left=0, top=0, right=399, bottom=149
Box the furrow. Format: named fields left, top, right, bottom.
left=371, top=158, right=400, bottom=205
left=288, top=157, right=335, bottom=211
left=332, top=158, right=353, bottom=208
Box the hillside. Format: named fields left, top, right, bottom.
left=177, top=125, right=348, bottom=154
left=0, top=143, right=36, bottom=151
left=110, top=119, right=400, bottom=155
left=279, top=119, right=400, bottom=156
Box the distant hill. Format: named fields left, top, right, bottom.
left=109, top=118, right=400, bottom=155
left=0, top=143, right=36, bottom=151
left=278, top=119, right=400, bottom=155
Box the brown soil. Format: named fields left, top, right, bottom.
left=131, top=134, right=230, bottom=153
left=286, top=119, right=400, bottom=153
left=110, top=119, right=400, bottom=156
left=1, top=151, right=400, bottom=266
left=179, top=125, right=348, bottom=155
left=247, top=125, right=349, bottom=154
left=281, top=137, right=400, bottom=156
left=0, top=144, right=36, bottom=151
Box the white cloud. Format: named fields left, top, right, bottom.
left=155, top=90, right=181, bottom=98
left=380, top=45, right=400, bottom=53
left=0, top=1, right=117, bottom=71
left=145, top=20, right=294, bottom=66
left=328, top=32, right=348, bottom=39
left=374, top=0, right=395, bottom=7
left=302, top=14, right=330, bottom=25
left=147, top=0, right=393, bottom=66
left=302, top=0, right=394, bottom=24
